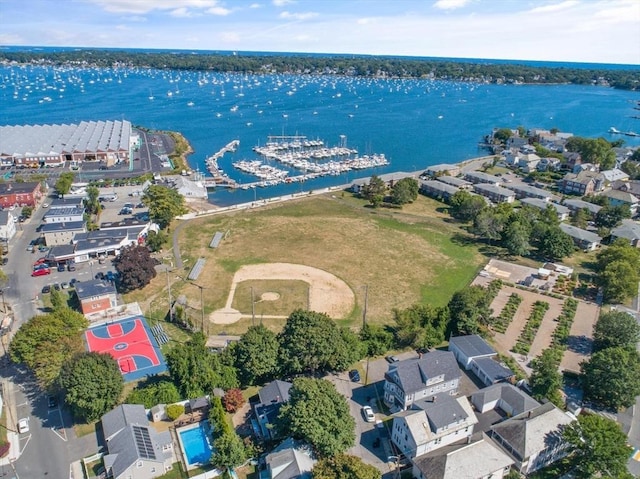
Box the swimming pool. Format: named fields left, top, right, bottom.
left=178, top=421, right=213, bottom=466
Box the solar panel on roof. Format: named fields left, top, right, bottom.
left=132, top=425, right=156, bottom=460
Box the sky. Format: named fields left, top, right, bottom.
left=0, top=0, right=639, bottom=65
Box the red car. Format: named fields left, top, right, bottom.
left=32, top=268, right=51, bottom=277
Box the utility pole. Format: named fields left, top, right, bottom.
left=165, top=262, right=173, bottom=323
left=388, top=456, right=401, bottom=479
left=362, top=284, right=369, bottom=329
left=198, top=283, right=205, bottom=333
left=251, top=287, right=255, bottom=327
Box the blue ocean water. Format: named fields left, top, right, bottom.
left=1, top=62, right=639, bottom=206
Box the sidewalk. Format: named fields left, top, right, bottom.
left=0, top=380, right=20, bottom=466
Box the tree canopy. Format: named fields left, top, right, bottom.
left=211, top=432, right=247, bottom=471
left=113, top=244, right=158, bottom=292
left=312, top=454, right=381, bottom=479
left=390, top=177, right=419, bottom=206
left=447, top=285, right=493, bottom=336
left=166, top=333, right=238, bottom=398
left=595, top=239, right=640, bottom=303
left=125, top=378, right=181, bottom=408
left=278, top=310, right=362, bottom=376
left=233, top=324, right=280, bottom=386
left=581, top=346, right=640, bottom=411
left=142, top=185, right=187, bottom=229
left=58, top=351, right=124, bottom=422
left=593, top=310, right=640, bottom=353
left=565, top=137, right=616, bottom=169
left=562, top=414, right=633, bottom=479
left=9, top=308, right=88, bottom=390
left=595, top=204, right=631, bottom=229
left=529, top=349, right=563, bottom=406
left=278, top=378, right=355, bottom=457
left=392, top=304, right=447, bottom=350
left=360, top=175, right=386, bottom=207
left=448, top=190, right=486, bottom=223
left=55, top=172, right=75, bottom=197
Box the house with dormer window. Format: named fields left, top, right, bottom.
left=391, top=393, right=478, bottom=459
left=383, top=351, right=461, bottom=411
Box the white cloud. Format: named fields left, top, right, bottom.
left=0, top=33, right=23, bottom=45
left=249, top=3, right=262, bottom=8
left=207, top=6, right=231, bottom=15
left=272, top=0, right=294, bottom=7
left=84, top=0, right=219, bottom=14
left=279, top=11, right=318, bottom=21
left=219, top=31, right=241, bottom=43
left=593, top=0, right=640, bottom=24
left=432, top=0, right=472, bottom=11
left=527, top=1, right=579, bottom=14
left=170, top=7, right=193, bottom=18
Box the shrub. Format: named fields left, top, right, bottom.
left=166, top=403, right=185, bottom=421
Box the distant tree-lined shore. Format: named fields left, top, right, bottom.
left=1, top=49, right=638, bottom=90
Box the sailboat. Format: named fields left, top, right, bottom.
left=148, top=90, right=154, bottom=100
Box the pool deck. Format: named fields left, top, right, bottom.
left=175, top=420, right=214, bottom=472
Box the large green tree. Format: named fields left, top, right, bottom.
left=142, top=185, right=187, bottom=229
left=312, top=454, right=381, bottom=479
left=390, top=177, right=419, bottom=206
left=278, top=378, right=355, bottom=457
left=55, top=172, right=75, bottom=197
left=595, top=204, right=631, bottom=229
left=566, top=137, right=616, bottom=169
left=58, top=352, right=124, bottom=421
left=9, top=308, right=88, bottom=390
left=113, top=244, right=157, bottom=292
left=502, top=220, right=531, bottom=256
left=211, top=432, right=247, bottom=471
left=360, top=175, right=386, bottom=207
left=529, top=349, right=563, bottom=406
left=448, top=190, right=486, bottom=223
left=392, top=304, right=448, bottom=350
left=581, top=347, right=640, bottom=410
left=593, top=310, right=640, bottom=352
left=360, top=324, right=393, bottom=357
left=234, top=324, right=280, bottom=386
left=278, top=310, right=362, bottom=376
left=126, top=379, right=181, bottom=408
left=447, top=285, right=493, bottom=335
left=537, top=225, right=574, bottom=260
left=472, top=209, right=505, bottom=243
left=562, top=414, right=633, bottom=479
left=166, top=333, right=238, bottom=398
left=596, top=239, right=640, bottom=303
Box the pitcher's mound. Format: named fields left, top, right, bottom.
left=260, top=292, right=281, bottom=301
left=210, top=307, right=243, bottom=325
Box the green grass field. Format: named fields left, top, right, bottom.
left=128, top=192, right=486, bottom=333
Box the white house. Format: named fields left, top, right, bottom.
left=391, top=393, right=478, bottom=459
left=0, top=210, right=17, bottom=243
left=384, top=351, right=461, bottom=411
left=448, top=335, right=514, bottom=387
left=489, top=402, right=575, bottom=474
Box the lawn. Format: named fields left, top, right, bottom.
left=127, top=192, right=485, bottom=332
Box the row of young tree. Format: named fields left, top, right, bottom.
left=359, top=176, right=419, bottom=208
left=2, top=49, right=638, bottom=90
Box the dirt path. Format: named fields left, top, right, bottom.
left=491, top=287, right=535, bottom=355
left=529, top=296, right=564, bottom=358
left=561, top=301, right=600, bottom=373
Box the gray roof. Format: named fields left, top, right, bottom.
left=50, top=197, right=84, bottom=208
left=611, top=219, right=640, bottom=241
left=386, top=351, right=461, bottom=395
left=464, top=171, right=503, bottom=184
left=102, top=404, right=149, bottom=442
left=75, top=279, right=117, bottom=300
left=562, top=198, right=602, bottom=215
left=471, top=383, right=540, bottom=417
left=559, top=223, right=602, bottom=244
left=505, top=183, right=558, bottom=200
left=473, top=183, right=515, bottom=198
left=39, top=221, right=86, bottom=233
left=0, top=210, right=15, bottom=225
left=0, top=120, right=132, bottom=158
left=266, top=438, right=315, bottom=479
left=471, top=357, right=514, bottom=384
left=101, top=404, right=172, bottom=479
left=449, top=335, right=495, bottom=359
left=100, top=218, right=149, bottom=230
left=426, top=164, right=460, bottom=173
left=414, top=393, right=470, bottom=431
left=420, top=180, right=460, bottom=195
left=45, top=244, right=77, bottom=260
left=490, top=402, right=574, bottom=459
left=43, top=207, right=85, bottom=218
left=602, top=189, right=639, bottom=204
left=259, top=380, right=292, bottom=405
left=351, top=171, right=415, bottom=187
left=412, top=434, right=514, bottom=479
left=520, top=198, right=570, bottom=216
left=0, top=181, right=40, bottom=195
left=435, top=176, right=472, bottom=188
left=188, top=397, right=209, bottom=411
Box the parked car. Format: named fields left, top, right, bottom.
left=41, top=285, right=51, bottom=294
left=57, top=263, right=66, bottom=272
left=362, top=406, right=375, bottom=423
left=68, top=262, right=76, bottom=271
left=17, top=418, right=29, bottom=434
left=61, top=282, right=69, bottom=289
left=106, top=271, right=116, bottom=282
left=385, top=355, right=400, bottom=363
left=52, top=283, right=61, bottom=290
left=69, top=278, right=78, bottom=286
left=32, top=268, right=51, bottom=277
left=2, top=257, right=7, bottom=266
left=33, top=257, right=48, bottom=266
left=33, top=263, right=50, bottom=271
left=47, top=395, right=58, bottom=409
left=95, top=272, right=105, bottom=280
left=348, top=369, right=361, bottom=382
